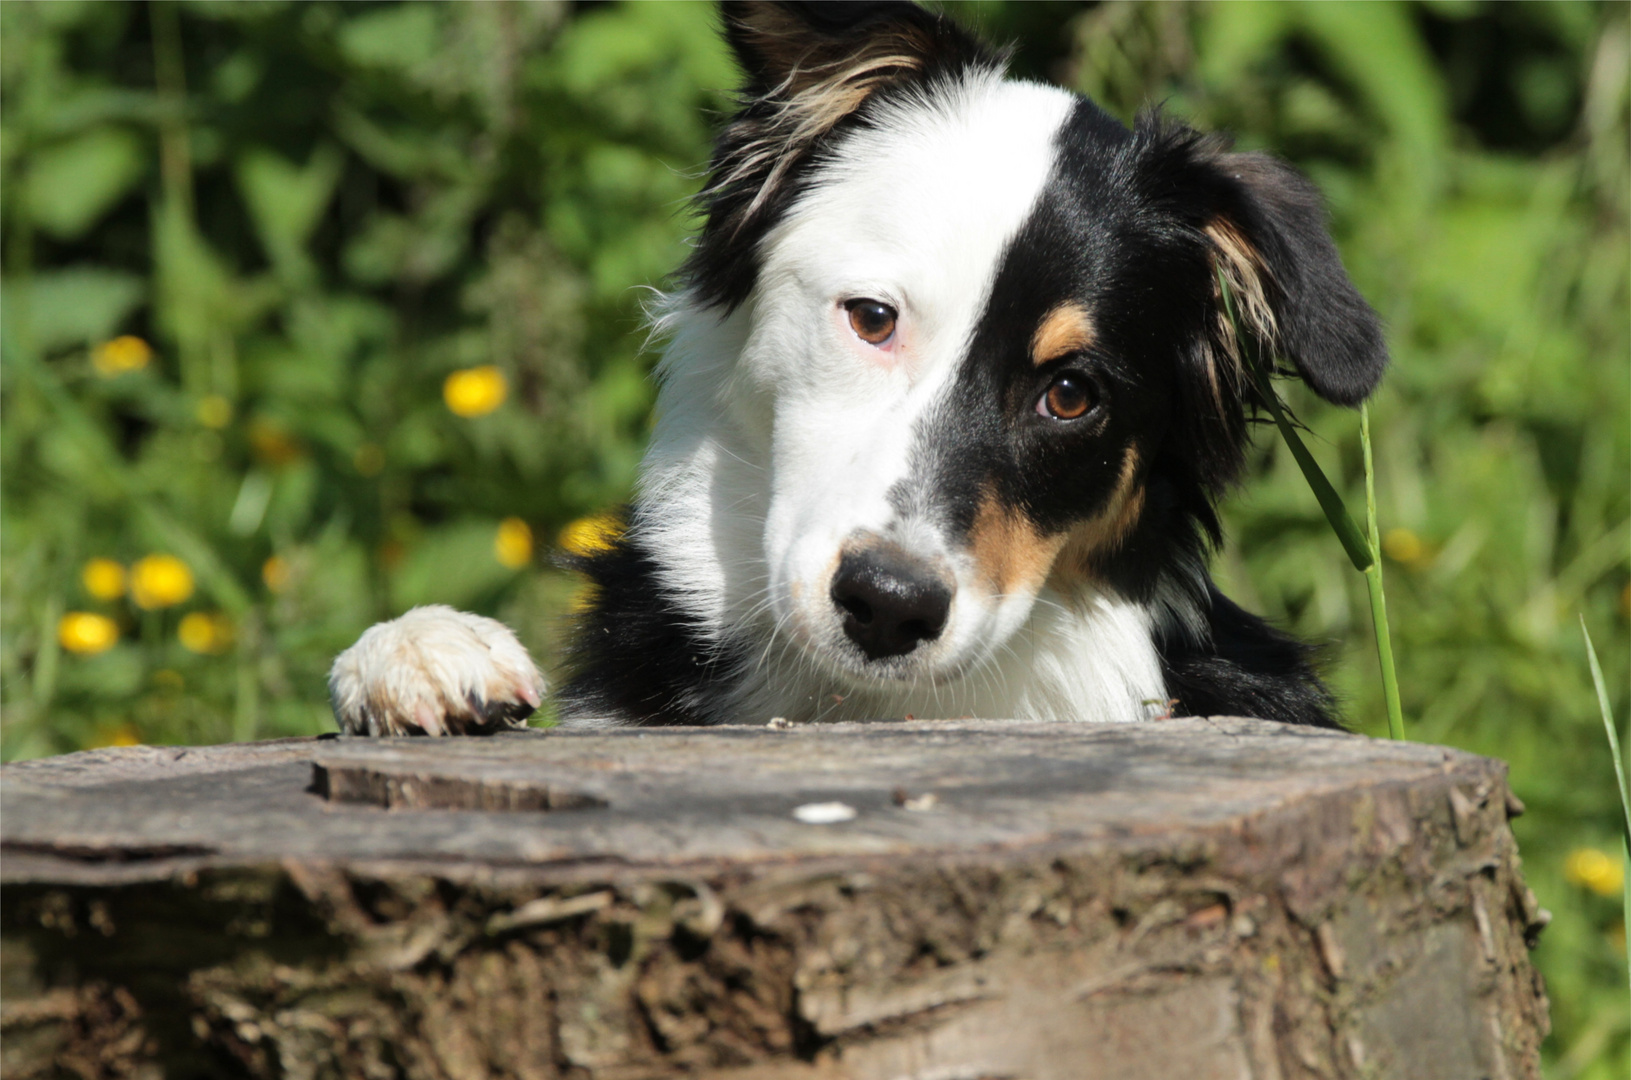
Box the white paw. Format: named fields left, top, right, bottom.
left=328, top=606, right=546, bottom=737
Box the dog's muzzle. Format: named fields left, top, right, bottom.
left=829, top=542, right=953, bottom=661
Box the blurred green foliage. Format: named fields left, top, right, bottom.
left=1, top=1, right=1626, bottom=1072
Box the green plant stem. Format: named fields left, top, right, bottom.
left=1581, top=618, right=1631, bottom=847
left=1247, top=366, right=1374, bottom=573
left=1362, top=405, right=1404, bottom=740
left=1580, top=617, right=1631, bottom=1063
left=1218, top=272, right=1404, bottom=737
left=32, top=593, right=62, bottom=712
left=150, top=1, right=194, bottom=216
left=1217, top=275, right=1373, bottom=572
left=233, top=613, right=261, bottom=743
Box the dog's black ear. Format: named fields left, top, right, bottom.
left=1137, top=120, right=1386, bottom=407
left=722, top=1, right=984, bottom=100
left=1200, top=150, right=1387, bottom=405
left=688, top=2, right=994, bottom=309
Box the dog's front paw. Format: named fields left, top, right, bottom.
left=328, top=606, right=546, bottom=736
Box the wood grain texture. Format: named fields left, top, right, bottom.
left=0, top=719, right=1550, bottom=1079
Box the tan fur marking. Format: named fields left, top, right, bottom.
left=723, top=9, right=942, bottom=233
left=1047, top=446, right=1147, bottom=595
left=1203, top=218, right=1275, bottom=412
left=968, top=492, right=1068, bottom=597
left=733, top=8, right=934, bottom=99
left=1030, top=302, right=1096, bottom=367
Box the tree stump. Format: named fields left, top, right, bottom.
left=1, top=718, right=1549, bottom=1079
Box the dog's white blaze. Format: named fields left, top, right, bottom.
left=756, top=76, right=1070, bottom=664
left=642, top=71, right=1169, bottom=723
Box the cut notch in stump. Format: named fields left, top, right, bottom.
left=311, top=759, right=609, bottom=812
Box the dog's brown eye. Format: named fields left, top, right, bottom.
left=1039, top=373, right=1097, bottom=420
left=846, top=299, right=897, bottom=345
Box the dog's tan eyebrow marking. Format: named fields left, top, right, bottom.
left=1030, top=302, right=1095, bottom=367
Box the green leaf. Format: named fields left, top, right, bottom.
left=24, top=128, right=146, bottom=239
left=235, top=145, right=344, bottom=281
left=338, top=3, right=439, bottom=74
left=2, top=267, right=144, bottom=354
left=1293, top=2, right=1449, bottom=166
left=1197, top=1, right=1292, bottom=89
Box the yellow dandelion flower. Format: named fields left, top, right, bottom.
left=58, top=612, right=120, bottom=655
left=178, top=611, right=233, bottom=655
left=495, top=517, right=533, bottom=569
left=81, top=558, right=127, bottom=601
left=443, top=366, right=508, bottom=417
left=92, top=335, right=153, bottom=377
left=1382, top=528, right=1431, bottom=569
left=129, top=554, right=194, bottom=609
left=86, top=723, right=142, bottom=749
left=558, top=512, right=623, bottom=557
left=196, top=394, right=233, bottom=428
left=262, top=555, right=291, bottom=593
left=353, top=443, right=386, bottom=477
left=1563, top=847, right=1625, bottom=898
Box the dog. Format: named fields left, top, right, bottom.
left=328, top=0, right=1387, bottom=738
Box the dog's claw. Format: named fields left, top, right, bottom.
left=329, top=606, right=547, bottom=737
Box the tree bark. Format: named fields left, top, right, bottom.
left=1, top=718, right=1549, bottom=1079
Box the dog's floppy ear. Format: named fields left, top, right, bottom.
left=1200, top=150, right=1387, bottom=405
left=688, top=2, right=994, bottom=309
left=1137, top=120, right=1387, bottom=408
left=722, top=1, right=982, bottom=100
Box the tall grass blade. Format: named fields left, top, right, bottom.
left=1217, top=275, right=1373, bottom=572
left=1581, top=618, right=1631, bottom=846
left=1579, top=616, right=1631, bottom=1065
left=1363, top=404, right=1404, bottom=740
left=1217, top=272, right=1405, bottom=737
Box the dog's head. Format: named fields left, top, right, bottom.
left=667, top=1, right=1386, bottom=689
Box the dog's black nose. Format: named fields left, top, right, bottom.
left=830, top=548, right=952, bottom=661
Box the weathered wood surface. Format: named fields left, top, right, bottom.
left=1, top=718, right=1549, bottom=1079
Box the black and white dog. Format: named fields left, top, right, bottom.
left=329, top=1, right=1386, bottom=737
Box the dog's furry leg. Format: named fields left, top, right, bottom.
left=328, top=605, right=545, bottom=736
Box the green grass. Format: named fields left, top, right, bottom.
left=1582, top=616, right=1631, bottom=1074
left=1218, top=270, right=1405, bottom=740
left=2, top=2, right=1627, bottom=1073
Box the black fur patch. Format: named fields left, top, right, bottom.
left=1157, top=586, right=1341, bottom=729
left=908, top=105, right=1234, bottom=597
left=557, top=530, right=746, bottom=726
left=1125, top=117, right=1389, bottom=406
left=900, top=101, right=1373, bottom=725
